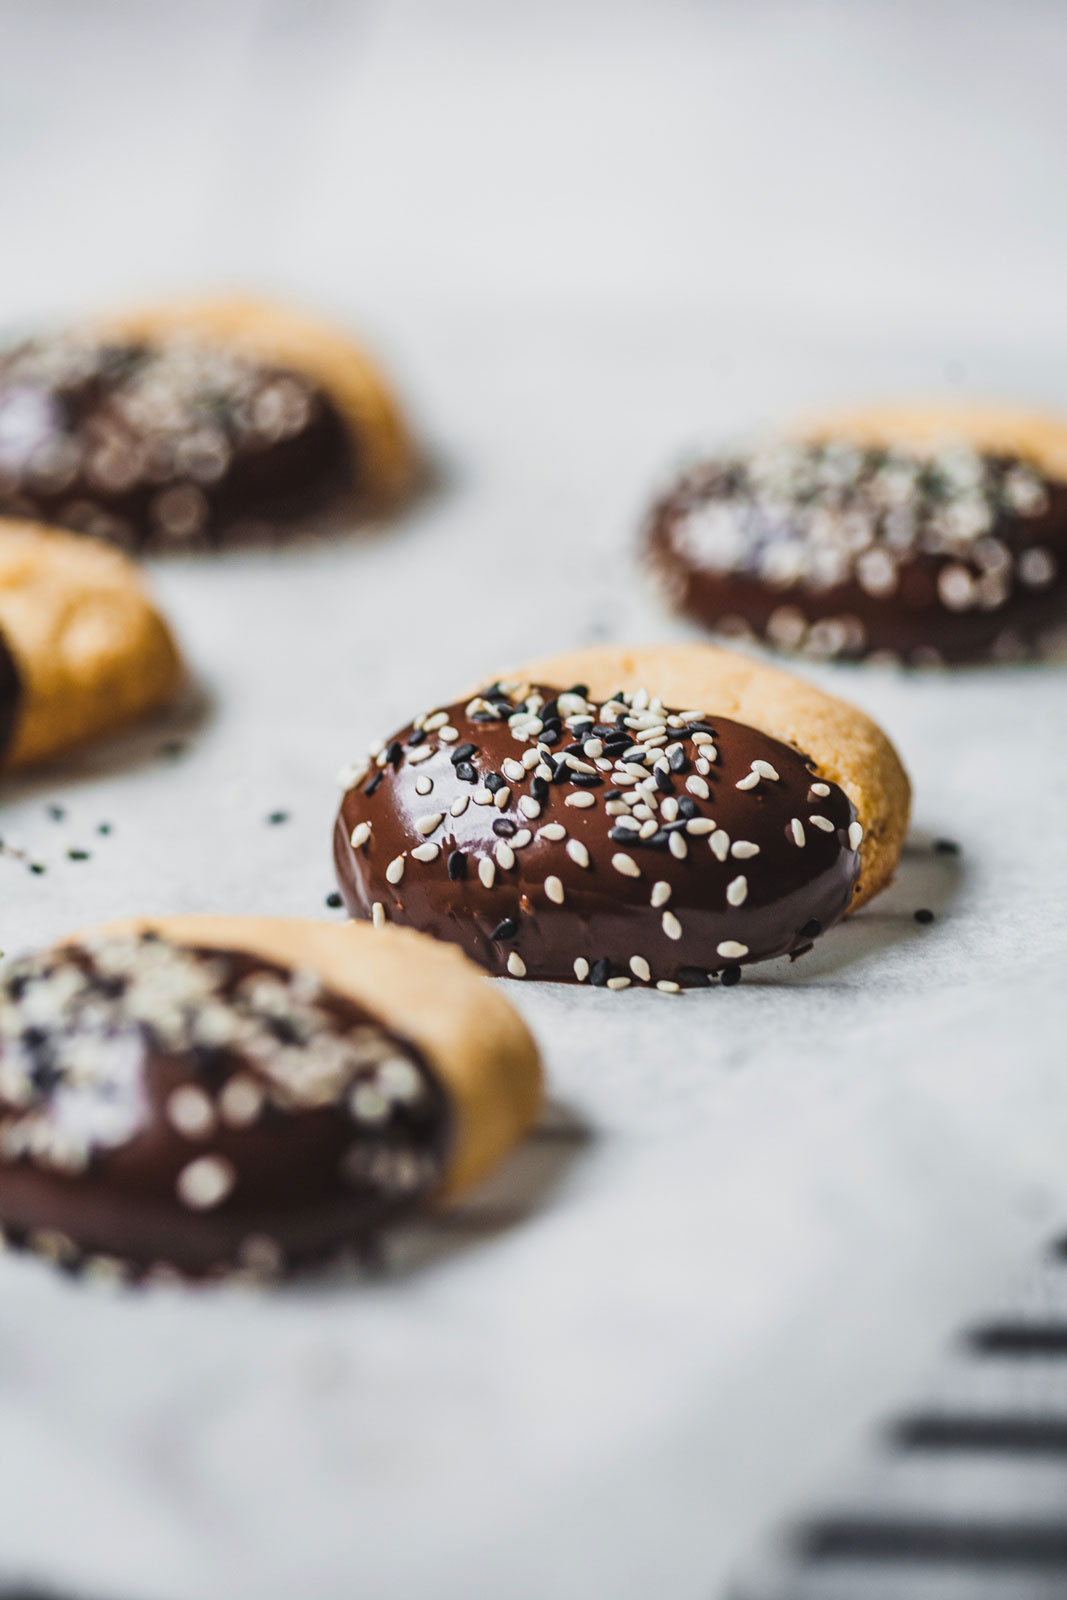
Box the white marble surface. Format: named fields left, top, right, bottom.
left=0, top=4, right=1065, bottom=1598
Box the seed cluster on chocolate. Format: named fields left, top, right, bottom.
left=0, top=331, right=355, bottom=550
left=645, top=439, right=1067, bottom=664
left=334, top=682, right=862, bottom=988
left=0, top=933, right=449, bottom=1280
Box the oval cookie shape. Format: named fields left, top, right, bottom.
left=335, top=679, right=864, bottom=988
left=0, top=917, right=541, bottom=1281
left=0, top=295, right=414, bottom=552
left=645, top=407, right=1067, bottom=665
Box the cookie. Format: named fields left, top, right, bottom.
left=0, top=518, right=183, bottom=769
left=0, top=915, right=541, bottom=1281
left=0, top=295, right=414, bottom=552
left=334, top=643, right=909, bottom=988
left=644, top=403, right=1067, bottom=664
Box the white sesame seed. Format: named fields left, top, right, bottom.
left=695, top=758, right=711, bottom=776
left=411, top=842, right=439, bottom=863
left=337, top=760, right=369, bottom=791
left=692, top=730, right=713, bottom=745
left=605, top=800, right=631, bottom=816
left=371, top=902, right=386, bottom=928
left=544, top=875, right=565, bottom=905
left=669, top=831, right=688, bottom=860
left=166, top=1085, right=216, bottom=1140
left=717, top=940, right=748, bottom=960
left=613, top=815, right=641, bottom=832
left=415, top=812, right=444, bottom=836
left=809, top=814, right=835, bottom=832
left=583, top=738, right=604, bottom=758
left=639, top=819, right=658, bottom=839
left=423, top=711, right=448, bottom=731
left=385, top=855, right=406, bottom=884
left=502, top=759, right=526, bottom=782
left=479, top=858, right=496, bottom=889
left=473, top=789, right=494, bottom=806
left=176, top=1154, right=235, bottom=1211
left=415, top=776, right=433, bottom=796
left=519, top=796, right=541, bottom=819
left=656, top=980, right=681, bottom=993
left=662, top=910, right=682, bottom=940
left=630, top=955, right=651, bottom=982
left=726, top=875, right=748, bottom=906
left=660, top=797, right=679, bottom=823
left=731, top=840, right=759, bottom=859
left=496, top=841, right=516, bottom=870
left=493, top=787, right=510, bottom=809
left=790, top=818, right=806, bottom=847
left=536, top=763, right=553, bottom=782
left=439, top=723, right=459, bottom=741
left=612, top=852, right=641, bottom=878
left=539, top=823, right=566, bottom=841
left=607, top=976, right=632, bottom=990
left=685, top=817, right=714, bottom=835
left=219, top=1076, right=263, bottom=1127
left=651, top=880, right=671, bottom=908
left=735, top=771, right=760, bottom=790
left=511, top=828, right=533, bottom=848
left=521, top=747, right=541, bottom=769
left=574, top=957, right=589, bottom=982
left=507, top=952, right=527, bottom=978
left=566, top=839, right=590, bottom=868
left=407, top=744, right=435, bottom=765
left=849, top=821, right=864, bottom=850
left=811, top=782, right=831, bottom=797
left=565, top=792, right=596, bottom=808
left=450, top=795, right=469, bottom=817
left=685, top=775, right=710, bottom=800
left=752, top=760, right=780, bottom=781
left=710, top=829, right=730, bottom=861
left=349, top=821, right=371, bottom=849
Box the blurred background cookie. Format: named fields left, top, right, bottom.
left=0, top=518, right=182, bottom=768
left=0, top=296, right=415, bottom=553
left=334, top=643, right=909, bottom=989
left=645, top=404, right=1067, bottom=666
left=0, top=916, right=542, bottom=1281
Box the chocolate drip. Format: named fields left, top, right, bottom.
left=335, top=682, right=861, bottom=988
left=0, top=935, right=450, bottom=1279
left=0, top=332, right=355, bottom=551
left=646, top=441, right=1067, bottom=664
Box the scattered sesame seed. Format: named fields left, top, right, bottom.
left=735, top=772, right=760, bottom=791
left=176, top=1154, right=235, bottom=1211
left=512, top=829, right=533, bottom=848
left=790, top=818, right=806, bottom=847
left=710, top=829, right=730, bottom=861
left=539, top=823, right=566, bottom=841
left=717, top=940, right=748, bottom=959
left=448, top=850, right=468, bottom=880
left=685, top=775, right=710, bottom=800
left=325, top=892, right=343, bottom=909
left=423, top=711, right=448, bottom=731
left=415, top=812, right=444, bottom=835
left=566, top=839, right=590, bottom=868
left=491, top=918, right=518, bottom=941
left=350, top=822, right=371, bottom=849
left=167, top=1085, right=216, bottom=1139
left=574, top=957, right=590, bottom=982
left=719, top=965, right=742, bottom=987
left=612, top=852, right=641, bottom=878
left=726, top=875, right=748, bottom=906
left=518, top=796, right=541, bottom=819
left=565, top=792, right=596, bottom=808
left=502, top=758, right=526, bottom=782
left=67, top=849, right=90, bottom=862
left=810, top=782, right=830, bottom=797
left=662, top=910, right=682, bottom=940
left=914, top=907, right=935, bottom=925
left=848, top=821, right=864, bottom=850
left=651, top=880, right=671, bottom=908
left=656, top=980, right=681, bottom=993
left=386, top=855, right=405, bottom=884
left=507, top=952, right=527, bottom=978
left=46, top=805, right=65, bottom=822
left=630, top=956, right=651, bottom=981
left=407, top=744, right=435, bottom=765
left=808, top=814, right=834, bottom=832
left=668, top=831, right=688, bottom=860
left=450, top=796, right=470, bottom=817
left=752, top=760, right=779, bottom=781
left=412, top=842, right=439, bottom=863
left=731, top=840, right=759, bottom=858
left=479, top=858, right=496, bottom=889
left=415, top=776, right=434, bottom=796
left=607, top=976, right=632, bottom=990
left=934, top=837, right=961, bottom=855
left=267, top=810, right=289, bottom=825
left=371, top=902, right=386, bottom=928
left=495, top=841, right=516, bottom=870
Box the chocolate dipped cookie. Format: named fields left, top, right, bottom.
left=0, top=916, right=541, bottom=1281
left=334, top=644, right=909, bottom=989
left=0, top=518, right=182, bottom=769
left=0, top=296, right=414, bottom=551
left=645, top=404, right=1067, bottom=665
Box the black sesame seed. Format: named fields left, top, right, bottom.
left=539, top=728, right=561, bottom=747
left=448, top=850, right=468, bottom=881
left=592, top=724, right=615, bottom=739
left=46, top=805, right=65, bottom=822
left=590, top=958, right=613, bottom=987
left=455, top=761, right=477, bottom=783
left=934, top=838, right=961, bottom=855
left=609, top=826, right=638, bottom=843
left=646, top=830, right=672, bottom=850
left=677, top=967, right=712, bottom=988
left=386, top=741, right=403, bottom=768
left=661, top=819, right=688, bottom=832
left=28, top=862, right=45, bottom=875
left=677, top=796, right=698, bottom=819
left=490, top=918, right=518, bottom=942
left=471, top=711, right=499, bottom=722
left=668, top=747, right=689, bottom=774
left=914, top=907, right=935, bottom=924
left=719, top=964, right=742, bottom=987
left=407, top=728, right=427, bottom=746
left=266, top=810, right=289, bottom=825
left=530, top=776, right=549, bottom=804
left=365, top=770, right=383, bottom=797
left=654, top=768, right=673, bottom=795
left=67, top=849, right=90, bottom=862
left=325, top=892, right=343, bottom=908
left=568, top=771, right=603, bottom=787
left=799, top=919, right=822, bottom=939
left=540, top=699, right=559, bottom=722
left=566, top=683, right=589, bottom=697
left=685, top=721, right=717, bottom=736
left=493, top=818, right=518, bottom=837
left=450, top=743, right=477, bottom=765
left=604, top=789, right=622, bottom=801
left=97, top=823, right=112, bottom=836
left=571, top=719, right=594, bottom=735
left=484, top=772, right=506, bottom=793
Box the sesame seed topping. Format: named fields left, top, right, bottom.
left=735, top=771, right=760, bottom=791
left=685, top=775, right=710, bottom=799
left=386, top=855, right=405, bottom=884
left=651, top=880, right=671, bottom=908
left=574, top=957, right=589, bottom=982
left=176, top=1154, right=235, bottom=1212
left=166, top=1085, right=216, bottom=1140
left=502, top=758, right=525, bottom=782
left=848, top=821, right=864, bottom=850
left=495, top=841, right=516, bottom=869
left=668, top=831, right=688, bottom=860
left=710, top=829, right=730, bottom=861
left=423, top=711, right=448, bottom=731
left=731, top=840, right=759, bottom=858
left=566, top=839, right=590, bottom=868
left=606, top=976, right=631, bottom=990
left=656, top=980, right=681, bottom=993
left=539, top=823, right=566, bottom=841
left=811, top=782, right=830, bottom=797
left=511, top=828, right=533, bottom=848
left=809, top=814, right=835, bottom=832
left=717, top=940, right=748, bottom=959
left=507, top=953, right=527, bottom=978
left=415, top=812, right=444, bottom=836
left=371, top=902, right=386, bottom=928
left=726, top=875, right=748, bottom=906
left=478, top=858, right=496, bottom=889
left=630, top=956, right=651, bottom=982
left=612, top=852, right=641, bottom=878
left=350, top=821, right=371, bottom=849
left=790, top=818, right=806, bottom=847
left=407, top=745, right=435, bottom=765
left=415, top=776, right=433, bottom=796
left=662, top=910, right=682, bottom=940
left=544, top=875, right=565, bottom=904
left=411, top=842, right=439, bottom=863
left=752, top=760, right=780, bottom=781
left=518, top=796, right=541, bottom=820
left=450, top=796, right=469, bottom=817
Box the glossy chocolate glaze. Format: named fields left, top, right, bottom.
left=645, top=441, right=1067, bottom=664
left=334, top=683, right=861, bottom=987
left=0, top=332, right=355, bottom=552
left=0, top=934, right=450, bottom=1280
left=0, top=627, right=21, bottom=761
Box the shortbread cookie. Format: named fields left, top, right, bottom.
left=645, top=404, right=1067, bottom=664
left=0, top=296, right=414, bottom=552
left=334, top=644, right=909, bottom=988
left=0, top=916, right=541, bottom=1280
left=0, top=518, right=182, bottom=768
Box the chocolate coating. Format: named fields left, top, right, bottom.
left=0, top=331, right=355, bottom=551
left=334, top=683, right=861, bottom=987
left=0, top=625, right=21, bottom=761
left=645, top=440, right=1067, bottom=664
left=0, top=933, right=450, bottom=1279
